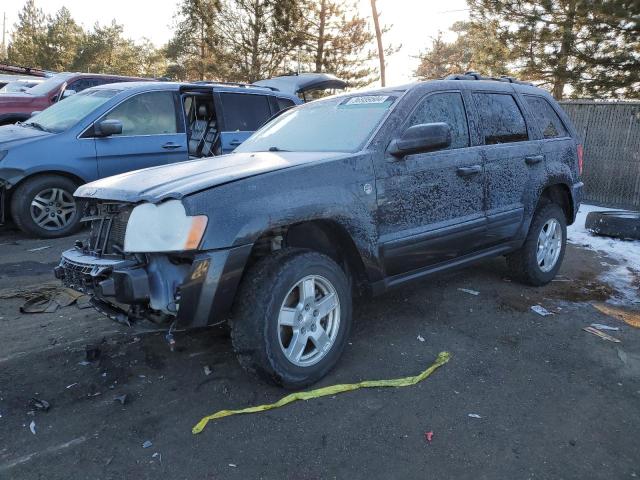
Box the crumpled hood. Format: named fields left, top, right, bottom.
left=0, top=124, right=51, bottom=148
left=75, top=151, right=348, bottom=203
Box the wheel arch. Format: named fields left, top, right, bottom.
left=247, top=219, right=370, bottom=296
left=538, top=182, right=574, bottom=225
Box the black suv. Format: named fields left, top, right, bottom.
left=57, top=74, right=583, bottom=388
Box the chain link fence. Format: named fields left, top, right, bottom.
left=560, top=100, right=640, bottom=210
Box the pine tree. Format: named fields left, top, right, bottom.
left=214, top=0, right=307, bottom=82
left=7, top=0, right=47, bottom=68
left=165, top=0, right=224, bottom=81
left=467, top=0, right=640, bottom=99
left=301, top=0, right=378, bottom=89
left=42, top=7, right=84, bottom=71
left=414, top=21, right=512, bottom=80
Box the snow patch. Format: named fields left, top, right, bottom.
left=567, top=204, right=640, bottom=305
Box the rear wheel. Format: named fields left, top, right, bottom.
left=10, top=175, right=82, bottom=238
left=231, top=249, right=352, bottom=389
left=506, top=203, right=567, bottom=286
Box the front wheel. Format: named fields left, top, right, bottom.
left=10, top=175, right=82, bottom=238
left=506, top=203, right=567, bottom=286
left=231, top=249, right=352, bottom=389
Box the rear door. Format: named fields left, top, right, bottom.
left=470, top=90, right=542, bottom=246
left=95, top=91, right=188, bottom=178
left=521, top=94, right=576, bottom=176
left=216, top=92, right=273, bottom=153
left=376, top=90, right=487, bottom=277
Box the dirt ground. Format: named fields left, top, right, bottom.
left=1, top=226, right=639, bottom=479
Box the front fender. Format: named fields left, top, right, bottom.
left=182, top=153, right=380, bottom=275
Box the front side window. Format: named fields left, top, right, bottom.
left=473, top=93, right=528, bottom=144
left=220, top=93, right=271, bottom=131
left=103, top=91, right=177, bottom=136
left=524, top=95, right=568, bottom=139
left=23, top=89, right=118, bottom=133
left=235, top=94, right=398, bottom=153
left=407, top=92, right=469, bottom=149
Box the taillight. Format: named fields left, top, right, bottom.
left=577, top=144, right=584, bottom=175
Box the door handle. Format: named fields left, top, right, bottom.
left=162, top=142, right=181, bottom=150
left=456, top=165, right=482, bottom=177
left=229, top=140, right=242, bottom=147
left=525, top=154, right=544, bottom=165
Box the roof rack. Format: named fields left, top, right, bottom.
left=189, top=80, right=278, bottom=91
left=445, top=71, right=533, bottom=86
left=0, top=63, right=54, bottom=78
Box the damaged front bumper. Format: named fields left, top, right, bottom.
left=56, top=244, right=251, bottom=328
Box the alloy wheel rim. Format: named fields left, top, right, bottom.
left=30, top=188, right=77, bottom=231
left=277, top=274, right=341, bottom=367
left=536, top=218, right=562, bottom=272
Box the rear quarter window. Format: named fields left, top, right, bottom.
left=276, top=97, right=296, bottom=111
left=473, top=92, right=528, bottom=144
left=523, top=95, right=569, bottom=139
left=220, top=93, right=271, bottom=131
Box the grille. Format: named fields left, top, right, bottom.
left=86, top=204, right=131, bottom=255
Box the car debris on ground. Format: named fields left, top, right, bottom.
left=0, top=283, right=86, bottom=313
left=582, top=326, right=621, bottom=343
left=531, top=305, right=553, bottom=316
left=28, top=398, right=50, bottom=412
left=458, top=288, right=480, bottom=296
left=467, top=413, right=482, bottom=419
left=590, top=323, right=620, bottom=331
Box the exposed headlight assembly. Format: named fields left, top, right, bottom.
left=124, top=200, right=208, bottom=253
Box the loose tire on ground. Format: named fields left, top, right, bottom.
left=10, top=175, right=82, bottom=238
left=585, top=210, right=640, bottom=241
left=230, top=248, right=352, bottom=389
left=506, top=203, right=567, bottom=286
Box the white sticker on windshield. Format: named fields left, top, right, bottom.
left=344, top=95, right=390, bottom=105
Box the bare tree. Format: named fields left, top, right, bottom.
left=369, top=0, right=385, bottom=86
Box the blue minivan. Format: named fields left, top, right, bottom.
left=0, top=74, right=345, bottom=237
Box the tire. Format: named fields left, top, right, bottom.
left=585, top=210, right=640, bottom=241
left=231, top=248, right=352, bottom=389
left=10, top=175, right=82, bottom=238
left=506, top=203, right=567, bottom=286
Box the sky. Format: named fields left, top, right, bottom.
left=1, top=0, right=470, bottom=86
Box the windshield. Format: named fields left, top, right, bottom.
left=26, top=73, right=74, bottom=96
left=235, top=94, right=398, bottom=153
left=24, top=89, right=119, bottom=133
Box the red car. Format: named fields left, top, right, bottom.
left=0, top=72, right=152, bottom=125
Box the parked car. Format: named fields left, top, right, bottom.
left=0, top=78, right=44, bottom=93
left=0, top=72, right=151, bottom=126
left=0, top=74, right=344, bottom=237
left=56, top=73, right=583, bottom=388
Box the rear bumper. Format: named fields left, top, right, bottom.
left=56, top=244, right=252, bottom=328
left=571, top=181, right=584, bottom=223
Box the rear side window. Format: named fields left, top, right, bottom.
left=523, top=95, right=568, bottom=139
left=473, top=93, right=528, bottom=144
left=407, top=92, right=469, bottom=149
left=220, top=93, right=271, bottom=131
left=276, top=97, right=296, bottom=111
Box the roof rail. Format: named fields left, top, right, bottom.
left=189, top=80, right=278, bottom=91
left=445, top=71, right=533, bottom=86
left=0, top=63, right=54, bottom=78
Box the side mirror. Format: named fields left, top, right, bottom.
left=30, top=111, right=42, bottom=117
left=388, top=122, right=452, bottom=158
left=94, top=119, right=123, bottom=137
left=61, top=89, right=76, bottom=99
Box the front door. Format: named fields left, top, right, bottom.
left=95, top=91, right=188, bottom=178
left=376, top=91, right=486, bottom=278
left=470, top=91, right=542, bottom=246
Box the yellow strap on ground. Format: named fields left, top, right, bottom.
left=192, top=351, right=451, bottom=434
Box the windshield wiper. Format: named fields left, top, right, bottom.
left=24, top=122, right=49, bottom=132
left=268, top=146, right=288, bottom=152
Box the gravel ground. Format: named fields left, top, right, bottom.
left=0, top=225, right=639, bottom=479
